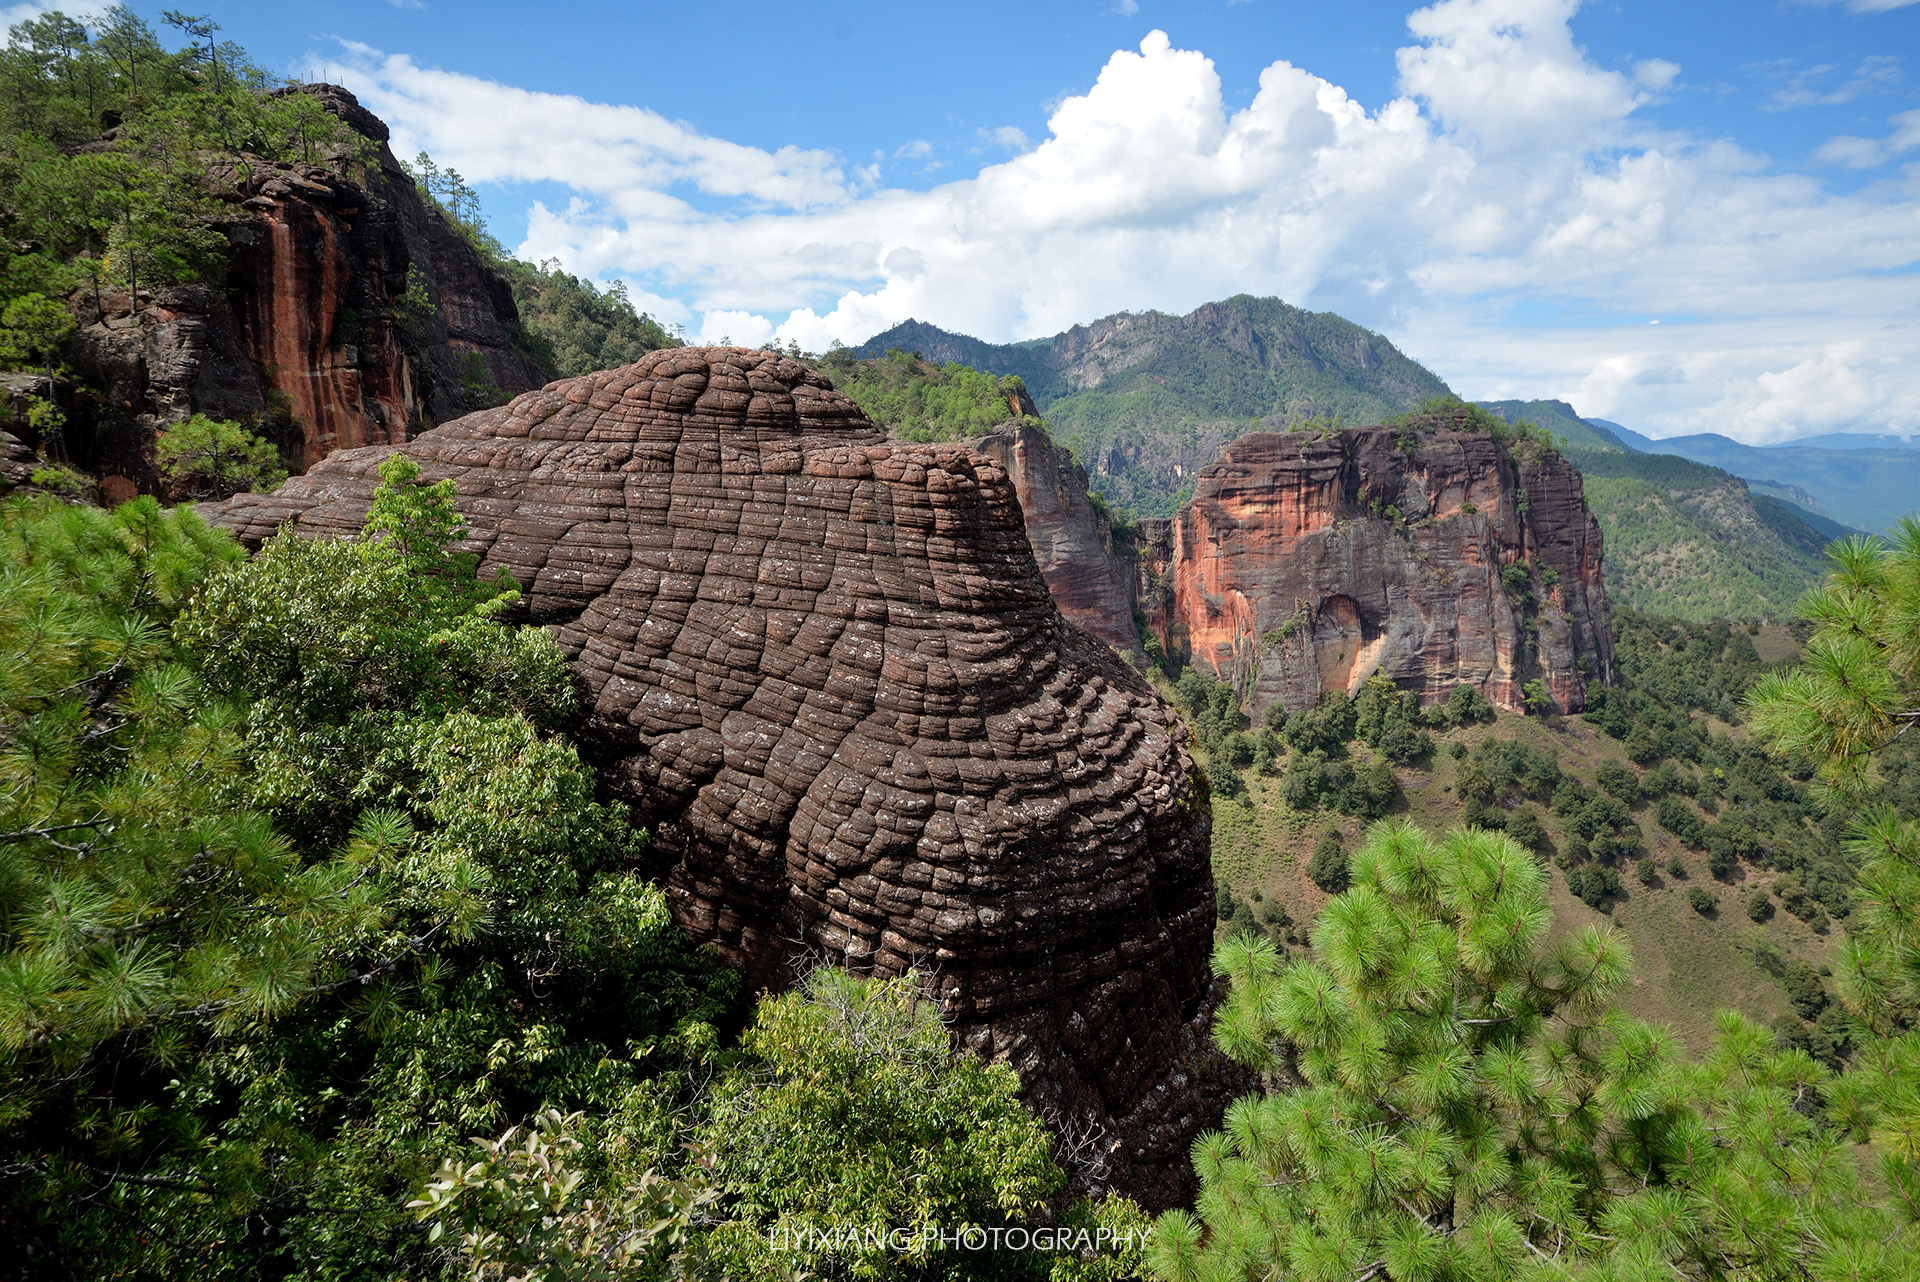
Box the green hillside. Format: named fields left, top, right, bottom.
left=1567, top=449, right=1832, bottom=618
left=1167, top=610, right=1917, bottom=1058
left=1476, top=398, right=1633, bottom=453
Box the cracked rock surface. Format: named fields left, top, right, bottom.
left=207, top=346, right=1223, bottom=1206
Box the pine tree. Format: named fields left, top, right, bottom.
left=1748, top=518, right=1920, bottom=797
left=1148, top=819, right=1918, bottom=1281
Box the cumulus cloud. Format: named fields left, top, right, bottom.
left=336, top=0, right=1920, bottom=443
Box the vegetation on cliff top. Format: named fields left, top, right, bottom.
left=820, top=344, right=1043, bottom=442
left=404, top=153, right=680, bottom=382
left=0, top=6, right=681, bottom=498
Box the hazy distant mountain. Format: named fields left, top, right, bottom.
left=857, top=296, right=1451, bottom=516
left=1581, top=431, right=1919, bottom=534
left=1771, top=432, right=1920, bottom=452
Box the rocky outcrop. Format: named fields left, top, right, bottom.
left=206, top=347, right=1223, bottom=1208
left=1146, top=412, right=1612, bottom=716
left=59, top=85, right=540, bottom=496
left=974, top=422, right=1141, bottom=654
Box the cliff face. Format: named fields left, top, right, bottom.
left=1145, top=414, right=1612, bottom=716
left=974, top=422, right=1140, bottom=654
left=206, top=347, right=1228, bottom=1208
left=65, top=85, right=540, bottom=496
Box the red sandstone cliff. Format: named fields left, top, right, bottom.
left=65, top=85, right=540, bottom=496
left=1143, top=410, right=1612, bottom=716
left=975, top=422, right=1141, bottom=655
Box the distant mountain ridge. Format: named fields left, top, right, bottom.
left=857, top=296, right=1451, bottom=516
left=1581, top=429, right=1919, bottom=534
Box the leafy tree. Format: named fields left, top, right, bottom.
left=1355, top=674, right=1431, bottom=765
left=1149, top=819, right=1919, bottom=1282
left=409, top=1109, right=720, bottom=1282
left=1, top=463, right=737, bottom=1277
left=1688, top=885, right=1715, bottom=914
left=1750, top=519, right=1920, bottom=797
left=694, top=966, right=1062, bottom=1280
left=1522, top=678, right=1554, bottom=717
left=0, top=291, right=71, bottom=396
left=1748, top=889, right=1775, bottom=922
left=153, top=412, right=285, bottom=499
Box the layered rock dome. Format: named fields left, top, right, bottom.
left=207, top=346, right=1222, bottom=1205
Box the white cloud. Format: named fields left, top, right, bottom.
left=1763, top=54, right=1902, bottom=109
left=1799, top=0, right=1920, bottom=12
left=981, top=125, right=1031, bottom=152
left=1113, top=0, right=1139, bottom=14
left=1814, top=107, right=1920, bottom=167
left=0, top=0, right=107, bottom=30
left=338, top=0, right=1920, bottom=443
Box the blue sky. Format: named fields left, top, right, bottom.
left=45, top=0, right=1920, bottom=442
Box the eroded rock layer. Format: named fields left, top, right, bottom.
left=1144, top=415, right=1612, bottom=716
left=207, top=347, right=1219, bottom=1206
left=975, top=422, right=1141, bottom=655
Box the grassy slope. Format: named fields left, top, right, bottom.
left=1205, top=696, right=1821, bottom=1052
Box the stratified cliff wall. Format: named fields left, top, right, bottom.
left=1144, top=412, right=1612, bottom=715
left=65, top=85, right=539, bottom=496
left=974, top=422, right=1141, bottom=655
left=206, top=347, right=1229, bottom=1208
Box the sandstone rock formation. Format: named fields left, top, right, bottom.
left=62, top=85, right=540, bottom=495
left=207, top=347, right=1222, bottom=1207
left=1143, top=412, right=1612, bottom=716
left=975, top=422, right=1141, bottom=654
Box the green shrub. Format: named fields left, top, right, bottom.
left=1747, top=890, right=1775, bottom=922
left=1306, top=829, right=1349, bottom=893
left=1688, top=886, right=1715, bottom=914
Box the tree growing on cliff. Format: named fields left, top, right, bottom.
left=154, top=412, right=284, bottom=498
left=1148, top=819, right=1919, bottom=1282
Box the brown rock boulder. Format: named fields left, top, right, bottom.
left=206, top=346, right=1223, bottom=1207
left=1146, top=413, right=1612, bottom=716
